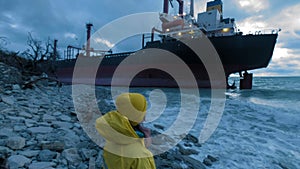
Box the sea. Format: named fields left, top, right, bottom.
left=100, top=76, right=300, bottom=169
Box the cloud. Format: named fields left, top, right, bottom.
left=64, top=33, right=77, bottom=39
left=253, top=43, right=300, bottom=76
left=232, top=0, right=270, bottom=13
left=236, top=3, right=300, bottom=76
left=237, top=3, right=300, bottom=39
left=269, top=4, right=300, bottom=39
left=94, top=38, right=115, bottom=49
left=236, top=15, right=268, bottom=34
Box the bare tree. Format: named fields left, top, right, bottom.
left=22, top=32, right=53, bottom=64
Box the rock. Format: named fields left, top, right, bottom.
left=63, top=131, right=80, bottom=148
left=203, top=157, right=212, bottom=166
left=0, top=95, right=15, bottom=105
left=13, top=125, right=27, bottom=132
left=0, top=63, right=23, bottom=85
left=154, top=124, right=165, bottom=130
left=175, top=155, right=206, bottom=169
left=7, top=155, right=31, bottom=169
left=0, top=146, right=11, bottom=158
left=19, top=111, right=33, bottom=118
left=28, top=162, right=56, bottom=169
left=7, top=115, right=25, bottom=122
left=207, top=155, right=218, bottom=162
left=43, top=114, right=56, bottom=122
left=79, top=148, right=97, bottom=160
left=62, top=148, right=82, bottom=166
left=41, top=141, right=65, bottom=152
left=95, top=150, right=104, bottom=169
left=6, top=136, right=26, bottom=150
left=89, top=157, right=96, bottom=169
left=74, top=123, right=81, bottom=129
left=52, top=121, right=73, bottom=129
left=178, top=144, right=199, bottom=155
left=184, top=133, right=199, bottom=144
left=19, top=150, right=40, bottom=158
left=53, top=111, right=62, bottom=116
left=38, top=149, right=57, bottom=161
left=12, top=84, right=21, bottom=90
left=25, top=119, right=37, bottom=127
left=0, top=128, right=15, bottom=137
left=58, top=115, right=72, bottom=122
left=28, top=126, right=53, bottom=134
left=0, top=137, right=8, bottom=146
left=78, top=163, right=88, bottom=169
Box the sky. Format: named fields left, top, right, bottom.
left=0, top=0, right=299, bottom=76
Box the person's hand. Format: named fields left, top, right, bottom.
left=138, top=125, right=152, bottom=147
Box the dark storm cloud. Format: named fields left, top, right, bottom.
left=0, top=0, right=162, bottom=52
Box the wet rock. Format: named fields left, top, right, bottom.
left=178, top=144, right=199, bottom=155
left=184, top=133, right=199, bottom=144
left=207, top=155, right=218, bottom=162
left=7, top=155, right=31, bottom=169
left=175, top=155, right=206, bottom=169
left=154, top=124, right=165, bottom=130
left=6, top=136, right=26, bottom=150
left=203, top=157, right=212, bottom=166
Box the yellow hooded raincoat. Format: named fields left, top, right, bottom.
left=95, top=93, right=156, bottom=169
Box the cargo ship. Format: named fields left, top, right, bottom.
left=55, top=0, right=279, bottom=89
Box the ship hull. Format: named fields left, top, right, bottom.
left=54, top=34, right=278, bottom=88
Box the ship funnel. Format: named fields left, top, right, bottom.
left=206, top=0, right=223, bottom=15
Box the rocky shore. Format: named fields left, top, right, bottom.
left=0, top=62, right=218, bottom=169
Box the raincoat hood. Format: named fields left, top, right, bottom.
left=115, top=93, right=147, bottom=126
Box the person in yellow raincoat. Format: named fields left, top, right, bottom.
left=95, top=93, right=156, bottom=169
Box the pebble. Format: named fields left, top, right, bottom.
left=38, top=149, right=57, bottom=161
left=28, top=162, right=56, bottom=169
left=62, top=148, right=82, bottom=166
left=28, top=126, right=53, bottom=134
left=7, top=155, right=31, bottom=168
left=6, top=136, right=26, bottom=150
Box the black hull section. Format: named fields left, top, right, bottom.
left=54, top=34, right=278, bottom=88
